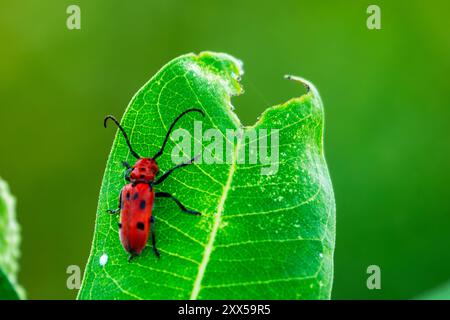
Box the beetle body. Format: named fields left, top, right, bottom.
left=119, top=182, right=154, bottom=255
left=104, top=109, right=204, bottom=260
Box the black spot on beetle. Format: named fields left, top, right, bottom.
left=133, top=193, right=139, bottom=200
left=140, top=200, right=146, bottom=210
left=139, top=168, right=146, bottom=172
left=137, top=222, right=145, bottom=230
left=126, top=192, right=130, bottom=200
left=118, top=223, right=122, bottom=229
left=140, top=174, right=145, bottom=179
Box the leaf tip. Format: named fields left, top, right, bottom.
left=284, top=74, right=324, bottom=112
left=284, top=74, right=311, bottom=93
left=194, top=51, right=244, bottom=97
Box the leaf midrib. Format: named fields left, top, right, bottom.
left=190, top=129, right=243, bottom=300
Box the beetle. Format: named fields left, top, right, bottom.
left=104, top=108, right=205, bottom=261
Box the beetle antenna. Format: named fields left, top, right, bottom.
left=104, top=115, right=141, bottom=159
left=152, top=108, right=205, bottom=160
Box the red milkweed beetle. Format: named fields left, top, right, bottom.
left=104, top=108, right=205, bottom=261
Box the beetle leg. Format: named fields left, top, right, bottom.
left=150, top=216, right=160, bottom=258
left=107, top=193, right=122, bottom=214
left=155, top=192, right=201, bottom=215
left=122, top=161, right=132, bottom=169
left=128, top=253, right=136, bottom=263
left=152, top=155, right=199, bottom=186
left=124, top=166, right=132, bottom=182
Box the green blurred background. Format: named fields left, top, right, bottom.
left=1, top=0, right=449, bottom=299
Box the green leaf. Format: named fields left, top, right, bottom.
left=0, top=177, right=22, bottom=299
left=0, top=268, right=19, bottom=300
left=78, top=52, right=335, bottom=300
left=417, top=281, right=450, bottom=300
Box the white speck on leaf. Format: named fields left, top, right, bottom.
left=99, top=253, right=108, bottom=266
